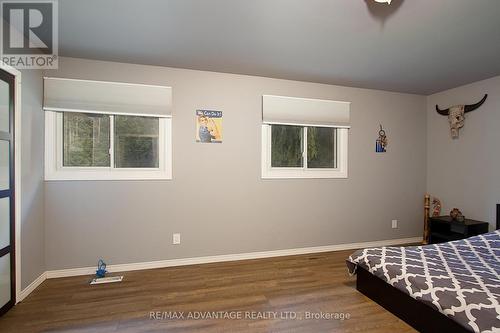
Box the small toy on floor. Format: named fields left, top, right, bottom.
left=95, top=259, right=107, bottom=278
left=90, top=259, right=123, bottom=285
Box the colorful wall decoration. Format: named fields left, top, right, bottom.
left=196, top=110, right=223, bottom=143
left=376, top=124, right=387, bottom=152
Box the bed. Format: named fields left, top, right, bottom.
left=347, top=230, right=500, bottom=333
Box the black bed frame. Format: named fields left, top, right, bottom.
left=356, top=266, right=470, bottom=333
left=356, top=205, right=500, bottom=332
left=497, top=204, right=500, bottom=230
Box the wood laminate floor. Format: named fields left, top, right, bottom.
left=0, top=250, right=415, bottom=332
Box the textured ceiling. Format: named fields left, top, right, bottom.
left=58, top=0, right=500, bottom=95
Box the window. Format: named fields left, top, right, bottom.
left=262, top=95, right=349, bottom=179
left=43, top=78, right=172, bottom=181
left=262, top=124, right=347, bottom=178
left=46, top=111, right=171, bottom=180
left=62, top=113, right=160, bottom=169
left=270, top=125, right=339, bottom=169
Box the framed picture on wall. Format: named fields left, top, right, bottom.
left=196, top=110, right=223, bottom=143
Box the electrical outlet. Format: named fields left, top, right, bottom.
left=173, top=233, right=181, bottom=245
left=392, top=220, right=398, bottom=229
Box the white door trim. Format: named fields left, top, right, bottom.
left=0, top=62, right=22, bottom=304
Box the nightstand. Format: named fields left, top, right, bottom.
left=429, top=216, right=489, bottom=244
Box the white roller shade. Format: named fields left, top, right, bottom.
left=262, top=95, right=350, bottom=128
left=43, top=77, right=172, bottom=117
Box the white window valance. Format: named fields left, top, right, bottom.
left=262, top=95, right=350, bottom=128
left=43, top=77, right=172, bottom=118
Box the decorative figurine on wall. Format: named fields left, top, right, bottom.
left=375, top=124, right=388, bottom=152
left=435, top=94, right=487, bottom=139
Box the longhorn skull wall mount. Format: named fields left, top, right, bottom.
left=436, top=94, right=488, bottom=139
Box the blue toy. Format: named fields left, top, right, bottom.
left=95, top=259, right=107, bottom=278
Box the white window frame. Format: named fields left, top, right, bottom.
left=261, top=124, right=348, bottom=179
left=45, top=111, right=172, bottom=181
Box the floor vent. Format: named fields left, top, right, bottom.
left=90, top=276, right=124, bottom=285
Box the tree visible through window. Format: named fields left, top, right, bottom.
left=63, top=113, right=110, bottom=167
left=270, top=125, right=337, bottom=169
left=62, top=113, right=160, bottom=169
left=307, top=127, right=337, bottom=168
left=114, top=116, right=159, bottom=168
left=271, top=125, right=303, bottom=167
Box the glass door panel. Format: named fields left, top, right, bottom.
left=0, top=80, right=9, bottom=133
left=0, top=255, right=10, bottom=308
left=0, top=68, right=15, bottom=315
left=0, top=141, right=9, bottom=190
left=0, top=198, right=9, bottom=250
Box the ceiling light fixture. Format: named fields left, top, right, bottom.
left=374, top=0, right=392, bottom=4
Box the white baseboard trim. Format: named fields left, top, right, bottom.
left=18, top=271, right=47, bottom=303
left=45, top=236, right=422, bottom=279
left=17, top=237, right=421, bottom=300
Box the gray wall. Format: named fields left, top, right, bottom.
left=427, top=75, right=500, bottom=230
left=20, top=69, right=45, bottom=288
left=44, top=57, right=427, bottom=270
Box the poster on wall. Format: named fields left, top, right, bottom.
left=196, top=110, right=223, bottom=143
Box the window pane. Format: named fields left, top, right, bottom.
left=307, top=127, right=337, bottom=168
left=271, top=125, right=303, bottom=168
left=63, top=113, right=110, bottom=167
left=114, top=116, right=159, bottom=168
